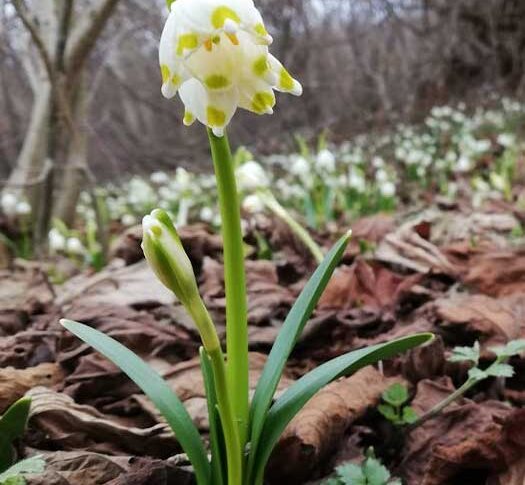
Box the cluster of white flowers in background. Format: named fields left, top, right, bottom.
left=67, top=98, right=524, bottom=237
left=1, top=192, right=31, bottom=217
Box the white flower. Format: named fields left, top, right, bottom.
left=66, top=237, right=86, bottom=255
left=121, top=214, right=137, bottom=226
left=235, top=160, right=269, bottom=191
left=497, top=133, right=515, bottom=148
left=151, top=171, right=170, bottom=185
left=49, top=229, right=66, bottom=252
left=348, top=171, right=366, bottom=192
left=159, top=0, right=302, bottom=136
left=242, top=193, right=264, bottom=213
left=375, top=169, right=388, bottom=183
left=16, top=201, right=31, bottom=216
left=290, top=156, right=310, bottom=177
left=199, top=206, right=215, bottom=222
left=316, top=149, right=336, bottom=172
left=380, top=181, right=396, bottom=197
left=455, top=156, right=471, bottom=173
left=1, top=193, right=18, bottom=216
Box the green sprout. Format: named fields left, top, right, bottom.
left=0, top=398, right=45, bottom=484
left=408, top=339, right=525, bottom=430
left=378, top=383, right=418, bottom=426
left=323, top=448, right=401, bottom=485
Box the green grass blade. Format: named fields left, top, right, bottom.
left=61, top=319, right=210, bottom=484
left=248, top=232, right=351, bottom=476
left=251, top=333, right=433, bottom=484
left=200, top=348, right=226, bottom=485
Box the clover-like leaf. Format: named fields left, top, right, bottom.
left=468, top=367, right=488, bottom=381
left=335, top=463, right=366, bottom=484
left=402, top=406, right=418, bottom=424
left=382, top=383, right=409, bottom=407
left=448, top=341, right=480, bottom=364
left=486, top=363, right=514, bottom=378
left=378, top=404, right=399, bottom=424
left=362, top=456, right=391, bottom=485
left=490, top=339, right=525, bottom=358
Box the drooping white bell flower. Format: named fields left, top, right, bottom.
left=235, top=160, right=270, bottom=191
left=16, top=201, right=31, bottom=216
left=66, top=237, right=86, bottom=256
left=49, top=229, right=66, bottom=252
left=316, top=149, right=336, bottom=172
left=159, top=0, right=302, bottom=136
left=1, top=193, right=18, bottom=216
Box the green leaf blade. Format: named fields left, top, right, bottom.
left=248, top=232, right=351, bottom=476
left=60, top=319, right=210, bottom=484
left=252, top=333, right=433, bottom=483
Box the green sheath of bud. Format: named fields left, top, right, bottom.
left=142, top=209, right=220, bottom=351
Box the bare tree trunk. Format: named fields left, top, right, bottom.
left=6, top=82, right=52, bottom=187
left=54, top=75, right=88, bottom=224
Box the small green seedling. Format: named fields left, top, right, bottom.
left=323, top=448, right=401, bottom=485
left=0, top=397, right=45, bottom=484
left=378, top=383, right=418, bottom=426
left=408, top=339, right=525, bottom=430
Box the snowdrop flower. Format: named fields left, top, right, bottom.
left=455, top=156, right=471, bottom=173
left=242, top=193, right=264, bottom=213
left=16, top=201, right=31, bottom=216
left=151, top=171, right=170, bottom=185
left=159, top=0, right=302, bottom=136
left=348, top=171, right=366, bottom=192
left=1, top=193, right=18, bottom=216
left=380, top=181, right=396, bottom=198
left=497, top=133, right=515, bottom=148
left=200, top=206, right=215, bottom=222
left=290, top=156, right=310, bottom=177
left=66, top=237, right=86, bottom=255
left=49, top=229, right=66, bottom=252
left=316, top=149, right=336, bottom=172
left=121, top=214, right=137, bottom=226
left=235, top=160, right=270, bottom=191
left=375, top=169, right=389, bottom=183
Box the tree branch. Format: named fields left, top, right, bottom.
left=11, top=0, right=54, bottom=80
left=65, top=0, right=121, bottom=80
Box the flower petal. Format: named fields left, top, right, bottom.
left=179, top=78, right=239, bottom=136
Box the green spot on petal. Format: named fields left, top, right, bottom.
left=253, top=56, right=269, bottom=77
left=177, top=34, right=199, bottom=56
left=183, top=110, right=195, bottom=126
left=279, top=67, right=295, bottom=91
left=251, top=91, right=275, bottom=114
left=254, top=23, right=268, bottom=37
left=161, top=64, right=170, bottom=84
left=205, top=74, right=230, bottom=90
left=211, top=6, right=240, bottom=29
left=207, top=106, right=226, bottom=127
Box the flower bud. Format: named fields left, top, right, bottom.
left=142, top=209, right=198, bottom=305
left=142, top=209, right=220, bottom=351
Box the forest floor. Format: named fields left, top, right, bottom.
left=1, top=194, right=525, bottom=485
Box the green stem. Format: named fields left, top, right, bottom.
left=208, top=129, right=249, bottom=452
left=189, top=299, right=242, bottom=485
left=259, top=191, right=324, bottom=264
left=407, top=378, right=476, bottom=431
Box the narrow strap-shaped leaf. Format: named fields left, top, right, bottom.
left=248, top=232, right=351, bottom=475
left=251, top=333, right=433, bottom=484
left=200, top=348, right=225, bottom=485
left=0, top=397, right=32, bottom=471
left=61, top=320, right=210, bottom=485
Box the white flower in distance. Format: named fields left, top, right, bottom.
left=236, top=160, right=270, bottom=191
left=159, top=0, right=302, bottom=136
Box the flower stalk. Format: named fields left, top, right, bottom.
left=208, top=129, right=249, bottom=450
left=258, top=191, right=324, bottom=264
